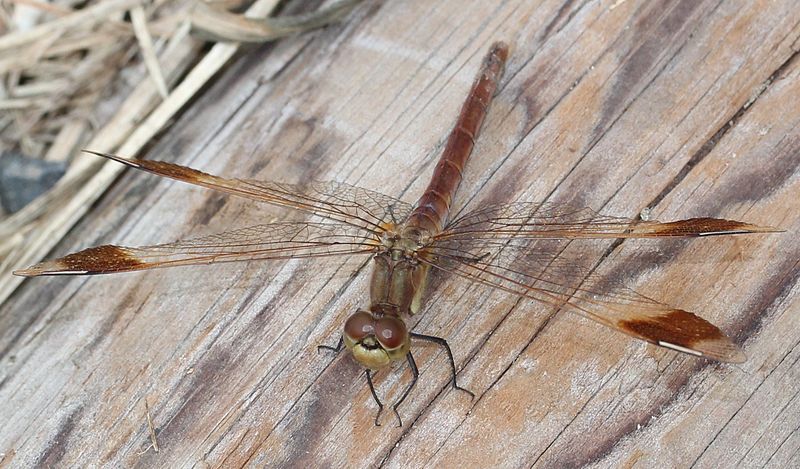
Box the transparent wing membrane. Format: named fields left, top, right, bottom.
left=426, top=220, right=751, bottom=361
left=439, top=202, right=774, bottom=241
left=84, top=151, right=414, bottom=233
left=15, top=222, right=379, bottom=275
left=15, top=152, right=776, bottom=362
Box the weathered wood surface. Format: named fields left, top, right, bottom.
left=2, top=0, right=799, bottom=467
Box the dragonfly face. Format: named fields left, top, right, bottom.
left=343, top=310, right=410, bottom=369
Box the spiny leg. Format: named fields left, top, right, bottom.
left=365, top=369, right=384, bottom=426
left=411, top=333, right=474, bottom=399
left=448, top=251, right=491, bottom=264
left=317, top=336, right=343, bottom=354
left=390, top=352, right=419, bottom=428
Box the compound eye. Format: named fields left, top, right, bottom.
left=343, top=311, right=375, bottom=341
left=374, top=316, right=408, bottom=350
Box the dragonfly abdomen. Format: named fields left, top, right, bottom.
left=407, top=42, right=509, bottom=234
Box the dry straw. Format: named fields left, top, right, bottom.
left=0, top=0, right=364, bottom=306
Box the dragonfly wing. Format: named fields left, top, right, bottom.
left=423, top=236, right=746, bottom=362
left=14, top=222, right=380, bottom=276
left=438, top=201, right=777, bottom=241
left=85, top=151, right=414, bottom=233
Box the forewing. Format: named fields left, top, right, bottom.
left=85, top=151, right=414, bottom=233
left=14, top=222, right=380, bottom=276
left=438, top=202, right=776, bottom=241
left=423, top=235, right=746, bottom=362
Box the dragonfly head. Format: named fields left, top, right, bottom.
left=343, top=310, right=410, bottom=369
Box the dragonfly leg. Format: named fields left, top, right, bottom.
left=446, top=251, right=491, bottom=264
left=317, top=336, right=344, bottom=354
left=390, top=352, right=419, bottom=428
left=365, top=369, right=384, bottom=426
left=410, top=333, right=475, bottom=399
left=468, top=251, right=491, bottom=263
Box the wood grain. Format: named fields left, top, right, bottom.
left=1, top=0, right=799, bottom=467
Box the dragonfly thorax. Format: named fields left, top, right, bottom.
left=379, top=224, right=433, bottom=253
left=369, top=249, right=430, bottom=318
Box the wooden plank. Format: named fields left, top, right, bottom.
left=1, top=0, right=798, bottom=466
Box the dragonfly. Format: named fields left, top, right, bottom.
left=15, top=42, right=778, bottom=426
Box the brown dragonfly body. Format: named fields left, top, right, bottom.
left=15, top=42, right=777, bottom=426
left=347, top=44, right=507, bottom=369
